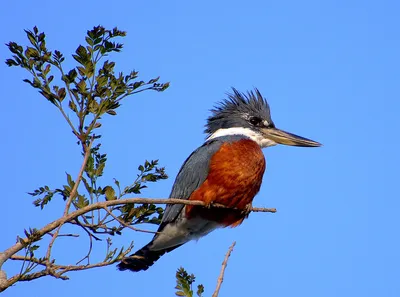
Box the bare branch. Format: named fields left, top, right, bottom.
left=75, top=233, right=94, bottom=265
left=47, top=233, right=79, bottom=238
left=11, top=256, right=46, bottom=267
left=9, top=243, right=134, bottom=282
left=212, top=241, right=236, bottom=297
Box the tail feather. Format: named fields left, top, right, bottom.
left=117, top=243, right=182, bottom=272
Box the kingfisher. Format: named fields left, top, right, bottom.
left=117, top=88, right=321, bottom=272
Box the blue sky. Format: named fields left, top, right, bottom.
left=1, top=0, right=399, bottom=296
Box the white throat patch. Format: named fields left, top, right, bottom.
left=207, top=127, right=276, bottom=148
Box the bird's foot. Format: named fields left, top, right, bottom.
left=204, top=201, right=215, bottom=209
left=241, top=203, right=253, bottom=217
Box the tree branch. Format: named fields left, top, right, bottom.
left=0, top=198, right=275, bottom=265
left=0, top=198, right=274, bottom=292
left=64, top=138, right=94, bottom=215
left=8, top=242, right=134, bottom=284
left=212, top=241, right=236, bottom=297
left=45, top=138, right=94, bottom=266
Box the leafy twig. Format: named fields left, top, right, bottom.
left=45, top=138, right=94, bottom=263
left=102, top=207, right=158, bottom=235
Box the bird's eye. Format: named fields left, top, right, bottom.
left=249, top=117, right=263, bottom=126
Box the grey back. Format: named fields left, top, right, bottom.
left=158, top=135, right=246, bottom=231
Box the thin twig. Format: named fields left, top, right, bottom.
left=249, top=206, right=276, bottom=212
left=55, top=63, right=81, bottom=128
left=115, top=86, right=158, bottom=103
left=212, top=241, right=236, bottom=297
left=102, top=207, right=158, bottom=235
left=75, top=233, right=93, bottom=265
left=10, top=243, right=134, bottom=282
left=17, top=246, right=30, bottom=279
left=11, top=256, right=47, bottom=267
left=64, top=138, right=94, bottom=215
left=47, top=233, right=79, bottom=238
left=72, top=219, right=102, bottom=241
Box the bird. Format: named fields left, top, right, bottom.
left=117, top=87, right=321, bottom=272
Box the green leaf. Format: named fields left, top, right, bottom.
left=77, top=66, right=86, bottom=77
left=52, top=50, right=65, bottom=64
left=85, top=60, right=94, bottom=78
left=76, top=79, right=87, bottom=92
left=58, top=87, right=66, bottom=102
left=25, top=47, right=39, bottom=58
left=175, top=267, right=199, bottom=297
left=104, top=186, right=116, bottom=201
left=106, top=110, right=117, bottom=115
left=96, top=75, right=108, bottom=88
left=75, top=194, right=89, bottom=208
left=30, top=245, right=39, bottom=252
left=196, top=285, right=204, bottom=297
left=148, top=76, right=160, bottom=84
left=43, top=64, right=51, bottom=75
left=64, top=68, right=77, bottom=83
left=69, top=100, right=78, bottom=112
left=73, top=45, right=89, bottom=65
left=85, top=36, right=94, bottom=46
left=66, top=173, right=74, bottom=187
left=24, top=30, right=36, bottom=46
left=5, top=58, right=19, bottom=66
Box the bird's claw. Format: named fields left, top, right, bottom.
left=241, top=203, right=253, bottom=217
left=204, top=201, right=215, bottom=209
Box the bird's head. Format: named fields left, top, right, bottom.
left=205, top=88, right=321, bottom=148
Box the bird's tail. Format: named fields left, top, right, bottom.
left=117, top=242, right=181, bottom=272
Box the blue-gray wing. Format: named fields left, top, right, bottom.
left=159, top=138, right=224, bottom=227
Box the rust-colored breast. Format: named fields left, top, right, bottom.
left=186, top=139, right=266, bottom=227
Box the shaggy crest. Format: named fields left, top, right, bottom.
left=205, top=88, right=274, bottom=136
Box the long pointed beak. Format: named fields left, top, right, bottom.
left=261, top=127, right=321, bottom=147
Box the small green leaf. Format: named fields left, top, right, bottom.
left=76, top=79, right=87, bottom=92
left=104, top=186, right=116, bottom=201
left=69, top=100, right=78, bottom=112
left=106, top=110, right=117, bottom=115
left=25, top=30, right=36, bottom=46
left=43, top=64, right=51, bottom=75
left=73, top=45, right=89, bottom=65
left=196, top=285, right=204, bottom=297
left=85, top=36, right=94, bottom=46
left=66, top=173, right=74, bottom=187
left=30, top=245, right=39, bottom=251
left=58, top=88, right=66, bottom=102
left=5, top=59, right=19, bottom=66
left=148, top=76, right=160, bottom=84
left=25, top=47, right=39, bottom=58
